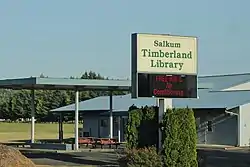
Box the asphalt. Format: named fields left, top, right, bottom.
left=22, top=150, right=119, bottom=166
left=198, top=148, right=250, bottom=167
left=20, top=148, right=250, bottom=167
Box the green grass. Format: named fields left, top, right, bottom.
left=0, top=122, right=82, bottom=143
left=36, top=166, right=95, bottom=167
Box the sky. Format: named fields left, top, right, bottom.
left=0, top=0, right=249, bottom=79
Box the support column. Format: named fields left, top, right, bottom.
left=158, top=99, right=172, bottom=150
left=74, top=90, right=79, bottom=150
left=59, top=113, right=63, bottom=143
left=109, top=91, right=113, bottom=138
left=30, top=89, right=35, bottom=143
left=118, top=116, right=121, bottom=143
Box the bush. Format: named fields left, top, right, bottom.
left=138, top=106, right=158, bottom=148
left=118, top=147, right=163, bottom=167
left=161, top=108, right=198, bottom=167
left=125, top=105, right=142, bottom=149
left=126, top=105, right=158, bottom=149
left=125, top=106, right=198, bottom=166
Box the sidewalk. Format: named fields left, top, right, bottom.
left=197, top=144, right=250, bottom=151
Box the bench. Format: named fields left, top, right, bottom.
left=78, top=137, right=96, bottom=147
left=94, top=138, right=121, bottom=149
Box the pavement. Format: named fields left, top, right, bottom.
left=21, top=150, right=119, bottom=166
left=18, top=146, right=250, bottom=167
left=198, top=148, right=250, bottom=167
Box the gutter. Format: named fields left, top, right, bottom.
left=225, top=107, right=239, bottom=116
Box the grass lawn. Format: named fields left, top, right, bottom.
left=0, top=122, right=82, bottom=143
left=36, top=166, right=94, bottom=167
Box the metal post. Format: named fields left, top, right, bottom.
left=31, top=89, right=35, bottom=143
left=118, top=116, right=121, bottom=143
left=204, top=125, right=207, bottom=144
left=59, top=113, right=63, bottom=142
left=109, top=91, right=113, bottom=138
left=158, top=98, right=172, bottom=150
left=74, top=90, right=79, bottom=150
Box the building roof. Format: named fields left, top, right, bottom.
left=1, top=72, right=249, bottom=91
left=0, top=76, right=213, bottom=90
left=50, top=73, right=250, bottom=113
left=51, top=90, right=250, bottom=113
left=0, top=77, right=131, bottom=91
left=199, top=73, right=250, bottom=91
left=51, top=93, right=156, bottom=112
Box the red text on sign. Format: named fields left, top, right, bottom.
left=155, top=75, right=183, bottom=83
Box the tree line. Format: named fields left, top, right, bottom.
left=0, top=71, right=128, bottom=122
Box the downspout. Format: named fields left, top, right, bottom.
left=225, top=108, right=239, bottom=147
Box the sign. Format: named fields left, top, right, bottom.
left=137, top=73, right=197, bottom=98
left=131, top=33, right=198, bottom=98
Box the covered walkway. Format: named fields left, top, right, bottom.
left=0, top=77, right=130, bottom=150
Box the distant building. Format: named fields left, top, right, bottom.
left=52, top=73, right=250, bottom=147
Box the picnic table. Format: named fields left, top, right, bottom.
left=78, top=137, right=121, bottom=149
left=78, top=137, right=96, bottom=147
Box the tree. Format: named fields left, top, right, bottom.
left=126, top=105, right=141, bottom=149
left=161, top=108, right=198, bottom=167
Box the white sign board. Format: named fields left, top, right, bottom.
left=131, top=33, right=198, bottom=98
left=132, top=33, right=197, bottom=75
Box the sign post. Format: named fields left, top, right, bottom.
left=158, top=98, right=172, bottom=150
left=131, top=33, right=198, bottom=150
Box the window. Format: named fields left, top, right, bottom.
left=101, top=119, right=108, bottom=127
left=207, top=120, right=213, bottom=132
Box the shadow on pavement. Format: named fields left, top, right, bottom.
left=197, top=148, right=250, bottom=167
left=9, top=138, right=72, bottom=143
left=21, top=151, right=118, bottom=166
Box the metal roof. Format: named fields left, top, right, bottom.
left=1, top=73, right=249, bottom=91
left=198, top=73, right=250, bottom=91
left=51, top=90, right=250, bottom=113
left=0, top=77, right=131, bottom=91
left=51, top=93, right=156, bottom=112
left=0, top=76, right=214, bottom=90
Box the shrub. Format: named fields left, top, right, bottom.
left=138, top=106, right=158, bottom=148
left=125, top=105, right=142, bottom=149
left=161, top=108, right=198, bottom=167
left=126, top=105, right=158, bottom=149
left=118, top=147, right=163, bottom=167
left=125, top=106, right=198, bottom=166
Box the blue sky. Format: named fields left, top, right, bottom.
left=0, top=0, right=249, bottom=79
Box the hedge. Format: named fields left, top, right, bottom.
left=125, top=105, right=158, bottom=149
left=161, top=108, right=197, bottom=167
left=125, top=106, right=198, bottom=167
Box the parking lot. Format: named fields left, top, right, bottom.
left=198, top=148, right=250, bottom=167
left=19, top=148, right=250, bottom=167
left=20, top=149, right=250, bottom=167
left=22, top=150, right=119, bottom=166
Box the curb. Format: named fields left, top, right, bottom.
left=17, top=147, right=119, bottom=154
left=56, top=149, right=117, bottom=153
left=224, top=147, right=250, bottom=151
left=197, top=145, right=250, bottom=151
left=197, top=144, right=235, bottom=150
